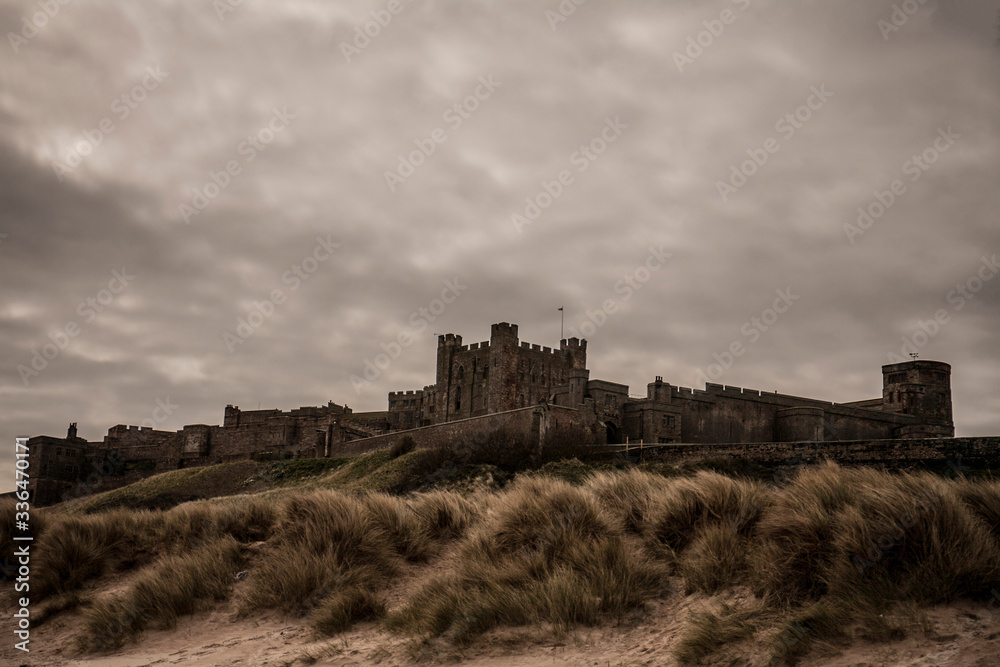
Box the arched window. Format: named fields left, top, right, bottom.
left=458, top=366, right=465, bottom=381
left=455, top=386, right=462, bottom=411
left=519, top=394, right=525, bottom=407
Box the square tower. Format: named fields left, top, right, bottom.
left=882, top=360, right=953, bottom=437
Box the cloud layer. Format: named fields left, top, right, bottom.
left=3, top=0, right=999, bottom=490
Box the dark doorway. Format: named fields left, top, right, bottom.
left=605, top=421, right=623, bottom=444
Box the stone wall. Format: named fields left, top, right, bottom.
left=332, top=402, right=604, bottom=457
left=639, top=436, right=1000, bottom=468
left=667, top=383, right=913, bottom=443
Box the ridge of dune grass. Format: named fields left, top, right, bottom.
left=236, top=487, right=481, bottom=637
left=39, top=444, right=759, bottom=522
left=675, top=462, right=1000, bottom=664
left=8, top=457, right=1000, bottom=664
left=24, top=496, right=278, bottom=603
left=385, top=476, right=669, bottom=643
left=77, top=536, right=245, bottom=652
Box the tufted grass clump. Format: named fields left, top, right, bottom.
left=386, top=477, right=668, bottom=643
left=78, top=536, right=244, bottom=652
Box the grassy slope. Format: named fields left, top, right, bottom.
left=50, top=448, right=516, bottom=516
left=18, top=450, right=1000, bottom=665
left=57, top=460, right=263, bottom=515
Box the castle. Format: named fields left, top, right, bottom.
left=26, top=322, right=956, bottom=506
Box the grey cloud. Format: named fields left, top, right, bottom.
left=2, top=0, right=999, bottom=491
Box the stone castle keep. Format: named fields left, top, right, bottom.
left=27, top=322, right=960, bottom=506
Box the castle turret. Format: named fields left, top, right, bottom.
left=560, top=336, right=588, bottom=370
left=224, top=405, right=240, bottom=427
left=435, top=333, right=464, bottom=422
left=567, top=368, right=590, bottom=407
left=882, top=360, right=953, bottom=437
left=646, top=376, right=671, bottom=403
left=487, top=323, right=519, bottom=412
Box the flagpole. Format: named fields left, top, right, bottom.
left=558, top=307, right=564, bottom=340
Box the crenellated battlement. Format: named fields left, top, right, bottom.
left=437, top=333, right=463, bottom=347
left=515, top=340, right=566, bottom=357
left=490, top=322, right=518, bottom=339
left=388, top=390, right=423, bottom=398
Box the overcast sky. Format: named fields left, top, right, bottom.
left=3, top=0, right=999, bottom=492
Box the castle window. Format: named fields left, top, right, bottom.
left=455, top=387, right=462, bottom=411
left=458, top=366, right=465, bottom=381
left=56, top=448, right=62, bottom=456
left=519, top=394, right=525, bottom=407
left=483, top=366, right=489, bottom=379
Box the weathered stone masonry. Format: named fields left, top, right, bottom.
left=26, top=321, right=972, bottom=506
